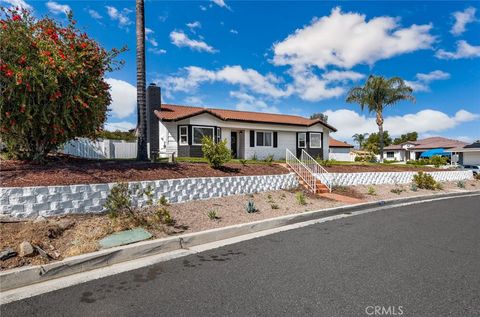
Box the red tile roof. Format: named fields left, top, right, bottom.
left=384, top=137, right=468, bottom=150
left=329, top=137, right=354, bottom=148
left=154, top=104, right=337, bottom=131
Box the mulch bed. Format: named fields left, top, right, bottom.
left=0, top=156, right=288, bottom=187
left=325, top=164, right=439, bottom=173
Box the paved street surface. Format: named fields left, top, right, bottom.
left=2, top=196, right=480, bottom=317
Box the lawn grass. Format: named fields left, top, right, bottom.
left=176, top=157, right=284, bottom=165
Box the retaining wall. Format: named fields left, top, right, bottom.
left=0, top=173, right=298, bottom=218
left=328, top=170, right=473, bottom=186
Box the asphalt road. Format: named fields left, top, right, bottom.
left=2, top=196, right=480, bottom=317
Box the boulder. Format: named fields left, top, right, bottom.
left=0, top=248, right=17, bottom=261
left=19, top=241, right=35, bottom=257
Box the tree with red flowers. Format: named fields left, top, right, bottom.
left=0, top=8, right=125, bottom=161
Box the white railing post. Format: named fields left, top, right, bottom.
left=300, top=149, right=332, bottom=192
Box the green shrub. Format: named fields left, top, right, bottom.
left=158, top=195, right=169, bottom=206
left=412, top=172, right=437, bottom=190
left=271, top=204, right=279, bottom=210
left=429, top=155, right=448, bottom=167
left=318, top=159, right=334, bottom=167
left=207, top=210, right=218, bottom=220
left=410, top=183, right=418, bottom=191
left=390, top=187, right=405, bottom=195
left=239, top=159, right=247, bottom=166
left=367, top=186, right=376, bottom=195
left=264, top=155, right=274, bottom=166
left=383, top=159, right=397, bottom=164
left=435, top=182, right=444, bottom=190
left=201, top=136, right=231, bottom=169
left=457, top=181, right=465, bottom=189
left=155, top=206, right=175, bottom=225
left=104, top=183, right=153, bottom=218
left=245, top=200, right=257, bottom=213
left=295, top=191, right=307, bottom=205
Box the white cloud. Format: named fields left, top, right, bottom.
left=88, top=9, right=102, bottom=20
left=451, top=7, right=477, bottom=36
left=0, top=0, right=32, bottom=10
left=105, top=78, right=137, bottom=119
left=184, top=96, right=204, bottom=105
left=104, top=121, right=136, bottom=132
left=186, top=21, right=201, bottom=33
left=148, top=48, right=167, bottom=55
left=273, top=7, right=435, bottom=70
left=435, top=40, right=480, bottom=59
left=405, top=70, right=450, bottom=92
left=212, top=0, right=230, bottom=10
left=145, top=27, right=158, bottom=47
left=325, top=108, right=479, bottom=139
left=321, top=70, right=365, bottom=82
left=288, top=68, right=346, bottom=101
left=164, top=65, right=290, bottom=99
left=199, top=5, right=207, bottom=11
left=170, top=30, right=217, bottom=53
left=106, top=6, right=132, bottom=28
left=230, top=91, right=279, bottom=113
left=46, top=1, right=70, bottom=16
left=230, top=29, right=238, bottom=34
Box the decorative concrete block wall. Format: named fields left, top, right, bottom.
left=328, top=170, right=473, bottom=186
left=0, top=173, right=298, bottom=218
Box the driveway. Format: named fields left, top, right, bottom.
left=2, top=196, right=479, bottom=317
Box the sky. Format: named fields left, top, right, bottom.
left=2, top=0, right=480, bottom=143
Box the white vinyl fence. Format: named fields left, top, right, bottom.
left=61, top=138, right=137, bottom=159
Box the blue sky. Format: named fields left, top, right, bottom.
left=3, top=0, right=480, bottom=143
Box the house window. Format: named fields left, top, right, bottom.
left=179, top=126, right=188, bottom=145
left=256, top=131, right=272, bottom=147
left=386, top=151, right=395, bottom=158
left=193, top=126, right=214, bottom=145
left=298, top=133, right=306, bottom=148
left=310, top=133, right=322, bottom=148
left=216, top=127, right=221, bottom=142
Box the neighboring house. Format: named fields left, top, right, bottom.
left=328, top=137, right=354, bottom=161
left=383, top=137, right=468, bottom=162
left=446, top=141, right=480, bottom=165
left=145, top=84, right=336, bottom=160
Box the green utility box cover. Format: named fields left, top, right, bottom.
left=99, top=228, right=152, bottom=249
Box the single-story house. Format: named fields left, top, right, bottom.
left=446, top=141, right=480, bottom=165
left=145, top=84, right=337, bottom=160
left=383, top=137, right=468, bottom=162
left=328, top=137, right=354, bottom=161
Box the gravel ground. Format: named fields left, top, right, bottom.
left=0, top=188, right=344, bottom=270
left=352, top=179, right=478, bottom=201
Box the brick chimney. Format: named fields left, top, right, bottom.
left=146, top=83, right=161, bottom=157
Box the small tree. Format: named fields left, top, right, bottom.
left=0, top=8, right=125, bottom=161
left=201, top=136, right=231, bottom=168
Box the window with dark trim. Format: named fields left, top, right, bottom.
left=179, top=126, right=188, bottom=145
left=386, top=151, right=395, bottom=158
left=309, top=133, right=322, bottom=148
left=193, top=126, right=214, bottom=145
left=256, top=131, right=272, bottom=147
left=298, top=133, right=306, bottom=148
left=216, top=127, right=221, bottom=142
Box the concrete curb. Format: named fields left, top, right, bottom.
left=1, top=190, right=479, bottom=292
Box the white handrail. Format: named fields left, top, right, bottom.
left=285, top=149, right=316, bottom=193
left=300, top=150, right=332, bottom=192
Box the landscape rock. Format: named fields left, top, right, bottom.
left=19, top=241, right=35, bottom=257
left=0, top=248, right=17, bottom=261
left=33, top=244, right=52, bottom=260
left=33, top=216, right=46, bottom=223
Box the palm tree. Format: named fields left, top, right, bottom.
left=352, top=133, right=368, bottom=149
left=346, top=75, right=415, bottom=162
left=136, top=0, right=148, bottom=161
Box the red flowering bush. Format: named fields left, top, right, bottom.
left=0, top=8, right=125, bottom=161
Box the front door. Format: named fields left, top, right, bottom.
left=231, top=132, right=238, bottom=158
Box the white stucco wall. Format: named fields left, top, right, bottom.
left=463, top=152, right=480, bottom=165
left=0, top=173, right=299, bottom=218
left=329, top=147, right=353, bottom=161
left=158, top=112, right=331, bottom=160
